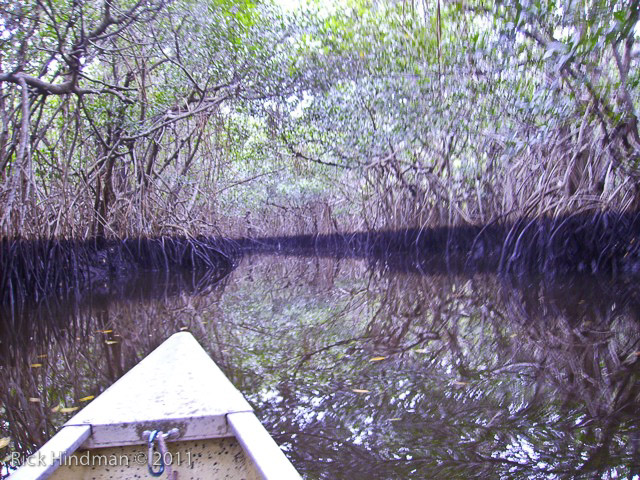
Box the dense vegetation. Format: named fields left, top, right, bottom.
left=1, top=0, right=638, bottom=240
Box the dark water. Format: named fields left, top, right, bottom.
left=1, top=252, right=640, bottom=479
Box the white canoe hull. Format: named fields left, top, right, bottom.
left=12, top=332, right=300, bottom=480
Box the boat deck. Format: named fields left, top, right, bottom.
left=50, top=438, right=260, bottom=480
left=12, top=332, right=300, bottom=480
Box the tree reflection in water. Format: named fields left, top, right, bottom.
left=1, top=254, right=639, bottom=479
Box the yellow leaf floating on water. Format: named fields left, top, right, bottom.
left=60, top=407, right=79, bottom=413
left=79, top=396, right=95, bottom=402
left=369, top=356, right=386, bottom=362
left=28, top=398, right=40, bottom=403
left=30, top=363, right=43, bottom=368
left=105, top=340, right=119, bottom=345
left=0, top=437, right=10, bottom=449
left=352, top=389, right=370, bottom=394
left=97, top=329, right=113, bottom=334
left=37, top=354, right=47, bottom=358
left=389, top=418, right=402, bottom=422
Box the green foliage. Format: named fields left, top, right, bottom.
left=0, top=0, right=638, bottom=237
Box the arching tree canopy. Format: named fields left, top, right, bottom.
left=0, top=0, right=638, bottom=237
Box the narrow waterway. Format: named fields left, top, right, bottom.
left=2, top=250, right=639, bottom=479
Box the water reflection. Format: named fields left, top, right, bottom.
left=1, top=253, right=640, bottom=479
left=0, top=268, right=228, bottom=464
